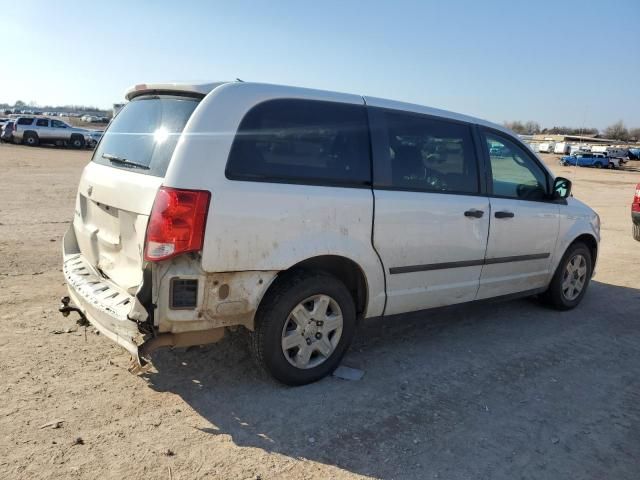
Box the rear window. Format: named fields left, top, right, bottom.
left=226, top=99, right=371, bottom=187
left=92, top=95, right=199, bottom=177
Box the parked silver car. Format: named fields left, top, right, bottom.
left=13, top=116, right=89, bottom=148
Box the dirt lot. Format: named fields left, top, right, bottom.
left=1, top=144, right=639, bottom=479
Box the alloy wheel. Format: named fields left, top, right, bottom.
left=562, top=254, right=588, bottom=301
left=281, top=294, right=343, bottom=369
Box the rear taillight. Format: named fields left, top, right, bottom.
left=144, top=187, right=211, bottom=261
left=633, top=183, right=640, bottom=213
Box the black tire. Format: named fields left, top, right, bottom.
left=633, top=223, right=640, bottom=242
left=540, top=242, right=592, bottom=310
left=594, top=162, right=602, bottom=169
left=69, top=135, right=85, bottom=149
left=251, top=269, right=356, bottom=386
left=23, top=132, right=39, bottom=146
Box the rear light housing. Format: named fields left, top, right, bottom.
left=633, top=183, right=640, bottom=213
left=144, top=187, right=211, bottom=261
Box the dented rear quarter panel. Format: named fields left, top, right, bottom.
left=153, top=256, right=278, bottom=333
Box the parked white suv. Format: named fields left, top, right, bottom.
left=60, top=81, right=600, bottom=385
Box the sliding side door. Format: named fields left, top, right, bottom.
left=368, top=103, right=489, bottom=315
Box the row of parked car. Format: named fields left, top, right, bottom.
left=3, top=109, right=109, bottom=121
left=0, top=116, right=103, bottom=148
left=80, top=114, right=110, bottom=123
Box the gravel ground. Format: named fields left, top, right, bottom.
left=0, top=143, right=639, bottom=479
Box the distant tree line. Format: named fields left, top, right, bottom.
left=503, top=119, right=639, bottom=142
left=603, top=121, right=640, bottom=142
left=543, top=126, right=599, bottom=136
left=503, top=121, right=542, bottom=135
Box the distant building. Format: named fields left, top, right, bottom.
left=531, top=134, right=614, bottom=144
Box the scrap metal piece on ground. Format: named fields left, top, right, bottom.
left=333, top=365, right=365, bottom=381
left=39, top=419, right=64, bottom=429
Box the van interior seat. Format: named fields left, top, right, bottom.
left=393, top=145, right=425, bottom=186
left=328, top=132, right=359, bottom=174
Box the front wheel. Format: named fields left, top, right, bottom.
left=251, top=270, right=356, bottom=385
left=69, top=135, right=85, bottom=149
left=540, top=243, right=592, bottom=310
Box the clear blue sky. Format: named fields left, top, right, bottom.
left=2, top=0, right=639, bottom=129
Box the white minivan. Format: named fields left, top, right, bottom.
left=60, top=81, right=600, bottom=385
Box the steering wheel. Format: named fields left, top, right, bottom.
left=517, top=183, right=544, bottom=200
left=424, top=167, right=448, bottom=191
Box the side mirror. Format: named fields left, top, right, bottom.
left=553, top=176, right=572, bottom=199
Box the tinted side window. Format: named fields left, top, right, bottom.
left=484, top=132, right=548, bottom=201
left=51, top=119, right=66, bottom=128
left=226, top=99, right=371, bottom=186
left=36, top=118, right=49, bottom=127
left=373, top=109, right=479, bottom=194
left=17, top=118, right=34, bottom=125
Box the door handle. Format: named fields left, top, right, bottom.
left=495, top=211, right=515, bottom=219
left=464, top=209, right=484, bottom=218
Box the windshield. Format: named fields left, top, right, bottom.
left=92, top=95, right=200, bottom=177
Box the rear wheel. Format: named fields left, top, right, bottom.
left=540, top=242, right=592, bottom=310
left=251, top=270, right=356, bottom=385
left=23, top=132, right=39, bottom=146
left=594, top=162, right=602, bottom=169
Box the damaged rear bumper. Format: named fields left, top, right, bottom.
left=61, top=228, right=148, bottom=363
left=60, top=228, right=230, bottom=366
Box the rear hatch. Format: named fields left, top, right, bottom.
left=72, top=94, right=201, bottom=292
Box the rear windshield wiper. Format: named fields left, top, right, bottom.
left=102, top=153, right=150, bottom=170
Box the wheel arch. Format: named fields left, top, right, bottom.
left=570, top=233, right=598, bottom=270
left=23, top=129, right=38, bottom=138
left=541, top=232, right=598, bottom=309
left=22, top=130, right=39, bottom=145
left=69, top=133, right=85, bottom=145
left=261, top=255, right=369, bottom=320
